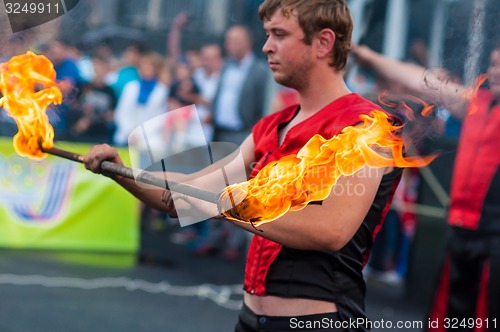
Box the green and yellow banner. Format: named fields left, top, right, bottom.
left=0, top=138, right=139, bottom=253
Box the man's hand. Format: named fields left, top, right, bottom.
left=161, top=188, right=223, bottom=220
left=83, top=145, right=175, bottom=214
left=161, top=190, right=178, bottom=217
left=83, top=144, right=124, bottom=176
left=172, top=12, right=188, bottom=29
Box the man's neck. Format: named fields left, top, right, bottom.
left=297, top=70, right=351, bottom=114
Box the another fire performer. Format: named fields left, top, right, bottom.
left=84, top=1, right=406, bottom=331
left=352, top=43, right=500, bottom=331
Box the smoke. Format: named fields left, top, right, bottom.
left=377, top=91, right=440, bottom=152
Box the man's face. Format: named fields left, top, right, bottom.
left=124, top=47, right=141, bottom=66
left=262, top=10, right=314, bottom=91
left=138, top=60, right=156, bottom=80
left=47, top=41, right=66, bottom=64
left=201, top=45, right=222, bottom=72
left=225, top=27, right=250, bottom=61
left=488, top=49, right=500, bottom=98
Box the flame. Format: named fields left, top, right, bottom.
left=378, top=91, right=434, bottom=119
left=464, top=74, right=488, bottom=115
left=0, top=51, right=62, bottom=159
left=219, top=110, right=436, bottom=225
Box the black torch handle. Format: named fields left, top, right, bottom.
left=42, top=146, right=218, bottom=204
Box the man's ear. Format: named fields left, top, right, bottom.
left=316, top=29, right=336, bottom=60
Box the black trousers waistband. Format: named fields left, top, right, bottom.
left=236, top=304, right=343, bottom=331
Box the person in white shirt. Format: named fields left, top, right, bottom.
left=113, top=52, right=169, bottom=151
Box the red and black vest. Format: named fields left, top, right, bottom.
left=448, top=89, right=500, bottom=232
left=244, top=93, right=402, bottom=323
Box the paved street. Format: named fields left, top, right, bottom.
left=0, top=228, right=426, bottom=332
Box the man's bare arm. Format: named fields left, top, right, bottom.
left=83, top=135, right=256, bottom=213
left=226, top=166, right=389, bottom=251
left=352, top=45, right=469, bottom=119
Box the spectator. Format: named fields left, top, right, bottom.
left=46, top=39, right=83, bottom=91
left=165, top=14, right=224, bottom=250
left=165, top=61, right=202, bottom=153
left=193, top=43, right=224, bottom=143
left=66, top=41, right=95, bottom=84
left=204, top=25, right=272, bottom=260
left=44, top=39, right=84, bottom=139
left=167, top=12, right=224, bottom=145
left=113, top=52, right=168, bottom=149
left=109, top=42, right=149, bottom=99
left=212, top=25, right=271, bottom=146
left=68, top=57, right=117, bottom=143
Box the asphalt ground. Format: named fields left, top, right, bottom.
left=0, top=226, right=427, bottom=332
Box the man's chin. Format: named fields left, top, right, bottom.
left=273, top=74, right=291, bottom=87
left=273, top=78, right=285, bottom=86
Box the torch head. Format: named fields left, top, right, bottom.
left=0, top=51, right=62, bottom=159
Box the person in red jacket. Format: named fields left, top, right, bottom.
left=352, top=43, right=500, bottom=331
left=83, top=1, right=404, bottom=330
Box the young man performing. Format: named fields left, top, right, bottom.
left=84, top=1, right=402, bottom=330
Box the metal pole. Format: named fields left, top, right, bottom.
left=428, top=0, right=448, bottom=68
left=382, top=0, right=410, bottom=60
left=42, top=146, right=218, bottom=204
left=464, top=0, right=486, bottom=85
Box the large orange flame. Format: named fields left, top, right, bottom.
left=219, top=110, right=437, bottom=225
left=0, top=51, right=62, bottom=159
